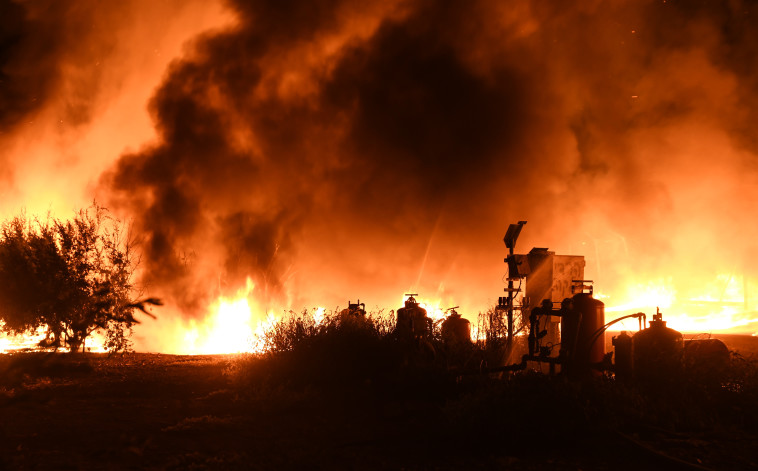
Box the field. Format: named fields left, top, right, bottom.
left=1, top=334, right=758, bottom=470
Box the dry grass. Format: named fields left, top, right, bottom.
left=230, top=308, right=758, bottom=437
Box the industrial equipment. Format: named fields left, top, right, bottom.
left=611, top=308, right=729, bottom=384
left=396, top=294, right=432, bottom=340
left=341, top=300, right=366, bottom=318
left=494, top=221, right=602, bottom=378
left=492, top=222, right=732, bottom=382
left=441, top=307, right=471, bottom=347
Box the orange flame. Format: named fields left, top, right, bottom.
left=0, top=325, right=109, bottom=353
left=602, top=274, right=758, bottom=335
left=167, top=279, right=276, bottom=354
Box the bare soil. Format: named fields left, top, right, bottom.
left=1, top=353, right=757, bottom=470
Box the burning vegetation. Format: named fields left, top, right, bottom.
left=2, top=0, right=758, bottom=349
left=2, top=217, right=758, bottom=468
left=3, top=0, right=758, bottom=466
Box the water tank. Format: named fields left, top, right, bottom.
left=441, top=313, right=472, bottom=347
left=683, top=338, right=730, bottom=382
left=632, top=310, right=683, bottom=384
left=612, top=331, right=633, bottom=382
left=568, top=293, right=605, bottom=377
left=396, top=299, right=430, bottom=339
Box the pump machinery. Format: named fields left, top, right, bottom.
left=490, top=221, right=730, bottom=381
left=384, top=221, right=729, bottom=382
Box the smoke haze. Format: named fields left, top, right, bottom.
left=3, top=0, right=758, bottom=345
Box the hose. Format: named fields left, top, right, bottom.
left=586, top=312, right=646, bottom=355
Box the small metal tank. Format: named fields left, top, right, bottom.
left=574, top=293, right=606, bottom=363
left=441, top=308, right=472, bottom=347
left=632, top=309, right=683, bottom=383
left=566, top=292, right=605, bottom=377
left=396, top=295, right=431, bottom=340
left=612, top=331, right=633, bottom=382
left=559, top=298, right=580, bottom=358
left=683, top=338, right=730, bottom=381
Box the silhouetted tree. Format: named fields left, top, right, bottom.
left=0, top=204, right=159, bottom=352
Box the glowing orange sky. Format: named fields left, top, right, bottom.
left=2, top=1, right=758, bottom=351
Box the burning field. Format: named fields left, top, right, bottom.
left=3, top=0, right=758, bottom=468
left=2, top=0, right=758, bottom=351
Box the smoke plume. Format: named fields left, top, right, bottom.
left=5, top=0, right=758, bottom=333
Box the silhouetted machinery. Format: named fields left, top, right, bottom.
left=441, top=307, right=472, bottom=347
left=494, top=221, right=731, bottom=382
left=498, top=279, right=607, bottom=378
left=396, top=294, right=432, bottom=340
left=340, top=300, right=366, bottom=318
left=612, top=309, right=729, bottom=384
left=494, top=221, right=603, bottom=377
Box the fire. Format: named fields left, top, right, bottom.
left=401, top=294, right=447, bottom=322
left=176, top=279, right=276, bottom=355
left=0, top=325, right=109, bottom=353
left=419, top=303, right=447, bottom=323
left=176, top=303, right=327, bottom=354
left=182, top=297, right=256, bottom=355
left=0, top=326, right=46, bottom=353
left=314, top=307, right=326, bottom=325
left=602, top=274, right=758, bottom=335
left=602, top=280, right=675, bottom=313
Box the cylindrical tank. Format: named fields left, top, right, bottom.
left=683, top=338, right=730, bottom=381
left=632, top=311, right=683, bottom=384
left=565, top=293, right=605, bottom=377
left=441, top=313, right=472, bottom=347
left=574, top=293, right=605, bottom=363
left=396, top=300, right=430, bottom=339
left=559, top=298, right=580, bottom=358
left=612, top=331, right=633, bottom=382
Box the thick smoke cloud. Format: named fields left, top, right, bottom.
left=0, top=0, right=51, bottom=132
left=102, top=0, right=532, bottom=313
left=0, top=0, right=104, bottom=155
left=0, top=0, right=122, bottom=202
left=99, top=0, right=758, bottom=320
left=0, top=0, right=226, bottom=219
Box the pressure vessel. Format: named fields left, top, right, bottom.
left=683, top=338, right=729, bottom=382
left=441, top=313, right=472, bottom=347
left=612, top=331, right=633, bottom=382
left=567, top=293, right=605, bottom=377
left=632, top=312, right=683, bottom=384
left=574, top=293, right=605, bottom=363
left=396, top=302, right=430, bottom=339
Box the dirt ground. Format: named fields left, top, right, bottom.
left=1, top=353, right=757, bottom=470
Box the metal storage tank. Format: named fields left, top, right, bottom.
left=612, top=331, right=633, bottom=382
left=396, top=295, right=431, bottom=340
left=568, top=292, right=605, bottom=377
left=683, top=338, right=730, bottom=382
left=632, top=309, right=683, bottom=384
left=441, top=309, right=472, bottom=347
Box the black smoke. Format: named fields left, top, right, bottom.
left=100, top=0, right=758, bottom=316
left=0, top=0, right=128, bottom=134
